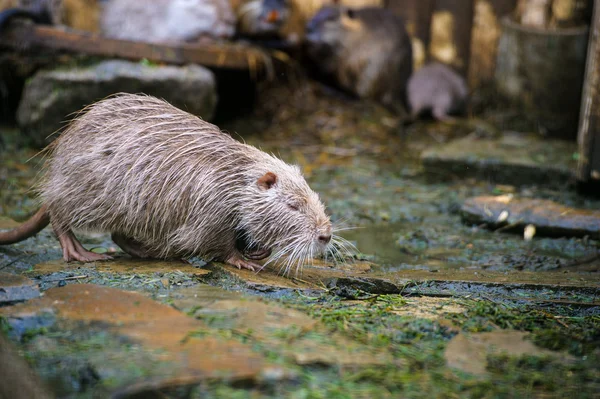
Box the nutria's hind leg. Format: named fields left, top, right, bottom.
left=54, top=227, right=112, bottom=262
left=111, top=233, right=153, bottom=258
left=432, top=107, right=451, bottom=122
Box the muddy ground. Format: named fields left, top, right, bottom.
left=0, top=77, right=599, bottom=398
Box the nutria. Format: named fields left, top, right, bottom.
left=275, top=0, right=382, bottom=45
left=100, top=0, right=236, bottom=43
left=304, top=6, right=413, bottom=113
left=232, top=0, right=290, bottom=39
left=407, top=62, right=468, bottom=121
left=0, top=0, right=61, bottom=30
left=0, top=93, right=348, bottom=274
left=0, top=7, right=51, bottom=30
left=0, top=0, right=102, bottom=33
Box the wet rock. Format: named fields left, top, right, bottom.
left=421, top=131, right=577, bottom=187
left=0, top=272, right=40, bottom=304
left=0, top=334, right=53, bottom=399
left=326, top=277, right=400, bottom=297
left=445, top=330, right=575, bottom=377
left=461, top=196, right=600, bottom=239
left=211, top=257, right=600, bottom=302
left=0, top=217, right=20, bottom=230
left=390, top=297, right=466, bottom=320
left=3, top=309, right=56, bottom=341
left=32, top=258, right=211, bottom=277
left=208, top=260, right=372, bottom=294
left=171, top=285, right=397, bottom=368
left=17, top=60, right=217, bottom=146
left=0, top=284, right=285, bottom=394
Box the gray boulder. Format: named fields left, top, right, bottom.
left=17, top=60, right=217, bottom=146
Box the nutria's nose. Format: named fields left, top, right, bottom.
left=318, top=234, right=332, bottom=244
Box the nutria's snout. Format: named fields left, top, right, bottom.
left=317, top=223, right=333, bottom=245
left=318, top=234, right=332, bottom=244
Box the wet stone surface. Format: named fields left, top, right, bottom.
left=0, top=79, right=599, bottom=397
left=444, top=330, right=576, bottom=377
left=461, top=195, right=600, bottom=238
left=0, top=272, right=40, bottom=304
left=421, top=131, right=578, bottom=188
left=16, top=59, right=217, bottom=146
left=1, top=284, right=286, bottom=396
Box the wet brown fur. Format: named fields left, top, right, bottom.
left=305, top=6, right=413, bottom=113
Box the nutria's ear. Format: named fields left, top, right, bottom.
left=257, top=172, right=277, bottom=190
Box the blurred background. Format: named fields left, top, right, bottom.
left=0, top=1, right=599, bottom=398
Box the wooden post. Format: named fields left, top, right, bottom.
left=429, top=0, right=475, bottom=76
left=469, top=0, right=518, bottom=88
left=385, top=0, right=435, bottom=70
left=385, top=0, right=435, bottom=45
left=577, top=0, right=600, bottom=184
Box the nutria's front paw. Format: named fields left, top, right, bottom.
left=226, top=254, right=262, bottom=271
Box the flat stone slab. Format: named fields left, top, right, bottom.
left=170, top=284, right=397, bottom=368
left=17, top=59, right=217, bottom=146
left=445, top=330, right=575, bottom=377
left=421, top=131, right=577, bottom=187
left=0, top=272, right=40, bottom=303
left=0, top=284, right=283, bottom=394
left=211, top=259, right=373, bottom=292
left=461, top=195, right=600, bottom=238
left=32, top=258, right=210, bottom=277
left=204, top=261, right=600, bottom=310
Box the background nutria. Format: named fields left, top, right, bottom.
left=231, top=0, right=290, bottom=39
left=407, top=62, right=469, bottom=121
left=100, top=0, right=236, bottom=43
left=0, top=0, right=100, bottom=32
left=304, top=6, right=413, bottom=114
left=0, top=93, right=347, bottom=274
left=0, top=0, right=62, bottom=29
left=277, top=0, right=382, bottom=45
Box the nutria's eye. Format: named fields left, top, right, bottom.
left=346, top=9, right=355, bottom=19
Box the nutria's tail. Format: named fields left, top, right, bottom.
left=0, top=205, right=50, bottom=245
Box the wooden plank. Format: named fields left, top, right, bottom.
left=0, top=23, right=272, bottom=71
left=577, top=0, right=600, bottom=183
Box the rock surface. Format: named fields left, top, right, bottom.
left=445, top=330, right=575, bottom=377
left=171, top=285, right=396, bottom=368
left=461, top=195, right=600, bottom=238
left=0, top=334, right=53, bottom=399
left=0, top=272, right=40, bottom=303
left=17, top=60, right=217, bottom=146
left=0, top=284, right=284, bottom=394
left=421, top=131, right=577, bottom=187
